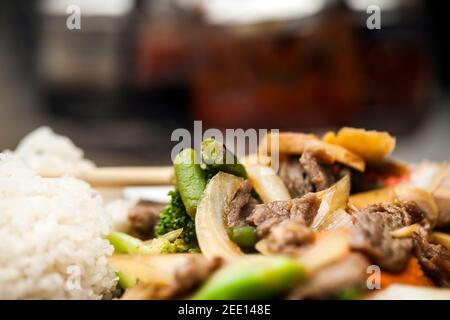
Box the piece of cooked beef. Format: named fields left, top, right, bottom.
left=264, top=220, right=314, bottom=255
left=413, top=230, right=450, bottom=287
left=279, top=156, right=314, bottom=198
left=227, top=180, right=258, bottom=227
left=350, top=201, right=425, bottom=273
left=128, top=200, right=164, bottom=240
left=247, top=193, right=320, bottom=237
left=173, top=256, right=223, bottom=297
left=124, top=256, right=223, bottom=300
left=287, top=253, right=370, bottom=299
left=299, top=148, right=336, bottom=192
left=279, top=150, right=351, bottom=198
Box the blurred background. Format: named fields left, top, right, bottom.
left=0, top=0, right=449, bottom=165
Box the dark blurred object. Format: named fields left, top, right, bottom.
left=33, top=0, right=434, bottom=134
left=188, top=1, right=432, bottom=133
left=423, top=1, right=450, bottom=91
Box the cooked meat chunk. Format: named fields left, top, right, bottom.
left=287, top=253, right=370, bottom=299
left=247, top=193, right=320, bottom=237
left=128, top=200, right=164, bottom=240
left=172, top=256, right=223, bottom=298
left=125, top=256, right=222, bottom=300
left=227, top=180, right=258, bottom=227
left=264, top=220, right=314, bottom=255
left=279, top=156, right=314, bottom=198
left=413, top=230, right=450, bottom=287
left=350, top=202, right=425, bottom=273
left=299, top=149, right=336, bottom=192
left=279, top=150, right=351, bottom=198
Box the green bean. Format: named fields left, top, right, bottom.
left=174, top=148, right=207, bottom=218
left=192, top=256, right=304, bottom=300
left=227, top=226, right=257, bottom=248
left=117, top=271, right=137, bottom=290
left=201, top=139, right=247, bottom=179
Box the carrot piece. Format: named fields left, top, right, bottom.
left=380, top=258, right=434, bottom=288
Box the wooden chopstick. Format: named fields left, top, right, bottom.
left=38, top=166, right=174, bottom=187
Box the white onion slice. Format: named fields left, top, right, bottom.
left=311, top=175, right=351, bottom=230
left=195, top=172, right=245, bottom=261
left=245, top=164, right=291, bottom=203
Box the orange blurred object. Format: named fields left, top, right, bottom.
left=380, top=258, right=434, bottom=289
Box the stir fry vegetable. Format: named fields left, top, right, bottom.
left=323, top=127, right=396, bottom=162
left=155, top=190, right=198, bottom=252
left=109, top=254, right=201, bottom=286
left=193, top=256, right=304, bottom=300
left=245, top=164, right=291, bottom=203
left=201, top=139, right=248, bottom=179
left=227, top=226, right=258, bottom=248
left=311, top=175, right=351, bottom=231
left=173, top=148, right=206, bottom=218
left=195, top=172, right=245, bottom=261
left=117, top=271, right=137, bottom=290
left=259, top=132, right=365, bottom=171
left=107, top=232, right=148, bottom=254
left=432, top=232, right=450, bottom=250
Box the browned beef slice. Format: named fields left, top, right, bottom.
left=413, top=231, right=450, bottom=287
left=227, top=180, right=257, bottom=227
left=141, top=256, right=223, bottom=299
left=350, top=202, right=424, bottom=273
left=265, top=220, right=314, bottom=255
left=247, top=193, right=320, bottom=237
left=299, top=149, right=336, bottom=192
left=287, top=253, right=370, bottom=299
left=279, top=156, right=314, bottom=198
left=128, top=200, right=164, bottom=240
left=173, top=256, right=223, bottom=297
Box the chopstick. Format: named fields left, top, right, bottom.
left=38, top=166, right=174, bottom=187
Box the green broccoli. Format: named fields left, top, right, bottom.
left=155, top=190, right=199, bottom=253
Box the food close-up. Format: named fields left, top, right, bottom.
left=0, top=127, right=449, bottom=300
left=0, top=0, right=449, bottom=304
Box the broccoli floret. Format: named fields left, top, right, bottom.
left=155, top=190, right=199, bottom=253
left=161, top=239, right=201, bottom=254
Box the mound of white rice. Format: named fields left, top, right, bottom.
left=0, top=154, right=117, bottom=299
left=14, top=126, right=95, bottom=174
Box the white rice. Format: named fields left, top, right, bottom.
left=14, top=126, right=95, bottom=174
left=0, top=154, right=117, bottom=299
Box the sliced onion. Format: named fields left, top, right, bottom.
left=311, top=175, right=351, bottom=230
left=245, top=164, right=291, bottom=203
left=410, top=161, right=448, bottom=193
left=368, top=284, right=450, bottom=300
left=390, top=223, right=421, bottom=238
left=195, top=172, right=245, bottom=261
left=297, top=229, right=350, bottom=275
left=318, top=208, right=353, bottom=231
left=254, top=239, right=270, bottom=255
left=108, top=253, right=201, bottom=285
left=432, top=232, right=450, bottom=250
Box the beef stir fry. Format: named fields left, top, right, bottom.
left=107, top=128, right=450, bottom=300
